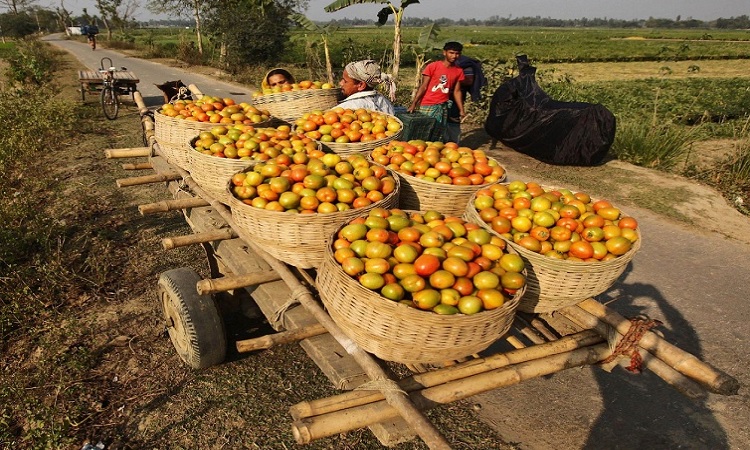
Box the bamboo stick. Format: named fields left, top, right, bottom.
left=289, top=330, right=603, bottom=420
left=116, top=172, right=181, bottom=187
left=560, top=305, right=707, bottom=399
left=138, top=197, right=210, bottom=215
left=518, top=312, right=559, bottom=341
left=505, top=335, right=526, bottom=349
left=188, top=84, right=203, bottom=98
left=104, top=147, right=151, bottom=158
left=162, top=228, right=236, bottom=250
left=576, top=299, right=740, bottom=395
left=122, top=162, right=152, bottom=170
left=291, top=343, right=611, bottom=444
left=133, top=91, right=150, bottom=115
left=196, top=270, right=282, bottom=295
left=157, top=162, right=453, bottom=449
left=236, top=323, right=328, bottom=353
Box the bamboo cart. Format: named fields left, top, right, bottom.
left=103, top=86, right=740, bottom=449
left=78, top=59, right=139, bottom=102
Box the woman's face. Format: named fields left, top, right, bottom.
left=267, top=74, right=290, bottom=88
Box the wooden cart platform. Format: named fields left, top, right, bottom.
left=102, top=89, right=740, bottom=449
left=78, top=69, right=139, bottom=101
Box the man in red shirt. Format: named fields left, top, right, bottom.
left=407, top=41, right=466, bottom=142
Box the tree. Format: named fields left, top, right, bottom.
left=148, top=0, right=208, bottom=55
left=324, top=0, right=420, bottom=95
left=0, top=11, right=35, bottom=37
left=0, top=0, right=36, bottom=15
left=94, top=0, right=139, bottom=39
left=202, top=0, right=302, bottom=73
left=289, top=12, right=337, bottom=84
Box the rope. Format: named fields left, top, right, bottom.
left=353, top=377, right=407, bottom=396
left=269, top=286, right=308, bottom=330
left=168, top=86, right=190, bottom=103
left=602, top=317, right=662, bottom=373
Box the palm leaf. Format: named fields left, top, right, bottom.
left=324, top=0, right=389, bottom=13
left=289, top=12, right=321, bottom=32
left=417, top=22, right=440, bottom=49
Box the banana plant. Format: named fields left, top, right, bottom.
left=324, top=0, right=420, bottom=90
left=289, top=12, right=338, bottom=84
left=405, top=23, right=440, bottom=97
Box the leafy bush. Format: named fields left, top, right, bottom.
left=3, top=39, right=57, bottom=86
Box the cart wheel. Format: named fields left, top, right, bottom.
left=157, top=268, right=226, bottom=369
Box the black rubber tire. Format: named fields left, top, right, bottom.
left=101, top=87, right=119, bottom=120
left=157, top=268, right=226, bottom=369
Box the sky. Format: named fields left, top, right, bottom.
left=61, top=0, right=749, bottom=22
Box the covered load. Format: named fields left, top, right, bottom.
left=485, top=55, right=616, bottom=166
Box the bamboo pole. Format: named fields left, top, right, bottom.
left=576, top=299, right=740, bottom=395
left=162, top=228, right=236, bottom=250
left=153, top=161, right=453, bottom=449
left=139, top=197, right=210, bottom=215
left=289, top=330, right=603, bottom=421
left=291, top=343, right=611, bottom=444
left=559, top=305, right=707, bottom=399
left=122, top=162, right=152, bottom=170
left=236, top=323, right=328, bottom=353
left=133, top=91, right=150, bottom=115
left=188, top=84, right=203, bottom=99
left=104, top=147, right=152, bottom=158
left=116, top=172, right=182, bottom=187
left=196, top=270, right=282, bottom=295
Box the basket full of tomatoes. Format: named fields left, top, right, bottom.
left=225, top=152, right=400, bottom=269
left=370, top=140, right=507, bottom=217
left=293, top=108, right=403, bottom=156
left=465, top=181, right=641, bottom=313
left=251, top=80, right=340, bottom=123
left=316, top=208, right=525, bottom=364
left=154, top=96, right=275, bottom=170
left=187, top=124, right=321, bottom=203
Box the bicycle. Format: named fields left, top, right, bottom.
left=88, top=34, right=96, bottom=50
left=99, top=57, right=128, bottom=120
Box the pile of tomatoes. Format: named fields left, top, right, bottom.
left=470, top=181, right=639, bottom=262
left=332, top=209, right=527, bottom=315
left=192, top=124, right=318, bottom=161
left=159, top=96, right=271, bottom=125
left=294, top=108, right=402, bottom=144
left=230, top=153, right=397, bottom=214
left=370, top=140, right=506, bottom=186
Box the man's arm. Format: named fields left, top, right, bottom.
left=408, top=74, right=431, bottom=113
left=452, top=81, right=465, bottom=118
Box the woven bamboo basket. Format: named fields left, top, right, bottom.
left=316, top=214, right=523, bottom=364
left=154, top=111, right=276, bottom=170
left=464, top=189, right=642, bottom=313
left=393, top=167, right=506, bottom=217
left=294, top=116, right=404, bottom=157
left=251, top=89, right=340, bottom=123
left=225, top=172, right=400, bottom=269
left=186, top=138, right=258, bottom=203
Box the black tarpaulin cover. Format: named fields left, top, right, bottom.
left=485, top=55, right=616, bottom=166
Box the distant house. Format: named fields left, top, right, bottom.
left=67, top=26, right=83, bottom=35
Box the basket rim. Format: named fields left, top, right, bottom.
left=251, top=87, right=339, bottom=104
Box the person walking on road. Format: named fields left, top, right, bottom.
left=408, top=41, right=466, bottom=142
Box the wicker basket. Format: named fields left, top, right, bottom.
left=251, top=89, right=340, bottom=123
left=186, top=137, right=258, bottom=203
left=316, top=215, right=523, bottom=364
left=225, top=172, right=400, bottom=269
left=395, top=171, right=506, bottom=217
left=464, top=189, right=642, bottom=313
left=294, top=116, right=404, bottom=157
left=154, top=111, right=276, bottom=170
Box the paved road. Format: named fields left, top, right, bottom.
left=47, top=35, right=749, bottom=450
left=45, top=33, right=256, bottom=108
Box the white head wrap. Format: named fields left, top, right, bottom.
left=345, top=60, right=397, bottom=102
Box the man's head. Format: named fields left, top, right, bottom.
left=340, top=60, right=391, bottom=97
left=442, top=41, right=463, bottom=65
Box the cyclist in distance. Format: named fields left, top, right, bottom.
left=83, top=24, right=98, bottom=50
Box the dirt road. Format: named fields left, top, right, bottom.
left=46, top=34, right=749, bottom=450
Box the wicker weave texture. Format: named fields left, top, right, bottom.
left=316, top=241, right=521, bottom=364
left=187, top=141, right=257, bottom=204
left=464, top=192, right=642, bottom=313
left=226, top=175, right=400, bottom=269
left=251, top=89, right=340, bottom=123
left=396, top=172, right=506, bottom=217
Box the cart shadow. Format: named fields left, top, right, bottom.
left=579, top=276, right=730, bottom=449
